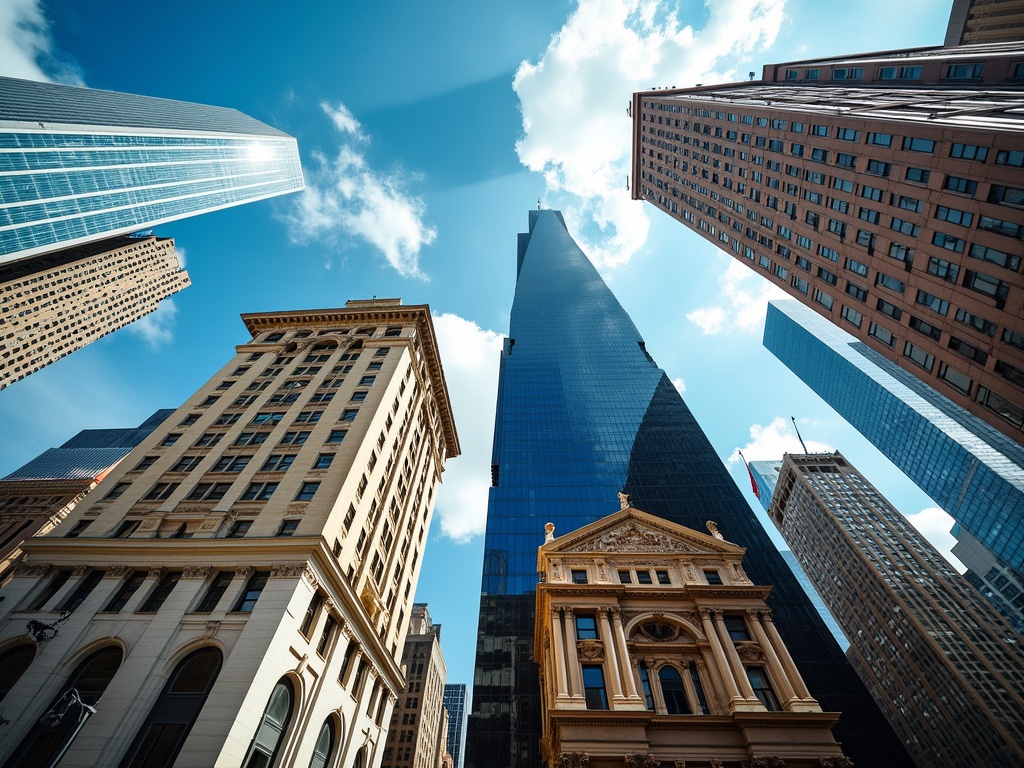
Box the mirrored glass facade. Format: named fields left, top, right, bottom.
left=465, top=210, right=910, bottom=768
left=0, top=76, right=303, bottom=262
left=764, top=300, right=1024, bottom=589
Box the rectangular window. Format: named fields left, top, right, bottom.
left=582, top=665, right=609, bottom=710
left=810, top=148, right=828, bottom=163
left=103, top=571, right=146, bottom=612
left=978, top=215, right=1023, bottom=238
left=817, top=267, right=838, bottom=285
left=949, top=336, right=989, bottom=365
left=845, top=258, right=869, bottom=277
left=977, top=386, right=1024, bottom=428
left=59, top=570, right=105, bottom=613
left=945, top=62, right=984, bottom=79
left=926, top=257, right=959, bottom=283
left=240, top=482, right=278, bottom=501
left=909, top=316, right=941, bottom=341
left=341, top=409, right=359, bottom=422
left=935, top=206, right=973, bottom=227
left=841, top=305, right=864, bottom=328
left=915, top=290, right=949, bottom=315
left=845, top=282, right=868, bottom=302
left=866, top=159, right=891, bottom=177
left=875, top=273, right=905, bottom=293
left=636, top=570, right=653, bottom=584
left=902, top=136, right=935, bottom=153
left=724, top=616, right=751, bottom=641
left=963, top=270, right=1010, bottom=306
left=212, top=455, right=251, bottom=473
left=835, top=128, right=859, bottom=141
left=747, top=667, right=781, bottom=711
left=955, top=309, right=996, bottom=337
left=575, top=614, right=598, bottom=639
left=195, top=571, right=234, bottom=612
left=866, top=132, right=892, bottom=147
left=618, top=570, right=632, bottom=584
left=791, top=277, right=809, bottom=295
left=950, top=143, right=989, bottom=162
left=280, top=430, right=311, bottom=445
left=233, top=571, right=270, bottom=612
left=259, top=454, right=296, bottom=472
left=144, top=482, right=179, bottom=501
left=1002, top=328, right=1024, bottom=351
left=891, top=218, right=919, bottom=237
left=703, top=569, right=723, bottom=585
left=314, top=453, right=334, bottom=469
left=932, top=232, right=965, bottom=253
left=939, top=363, right=973, bottom=394
left=859, top=185, right=883, bottom=202
left=904, top=342, right=935, bottom=372
left=278, top=519, right=300, bottom=536
left=869, top=322, right=896, bottom=347
left=295, top=482, right=320, bottom=501
left=656, top=570, right=671, bottom=584
left=836, top=152, right=856, bottom=168
left=905, top=166, right=930, bottom=183
left=995, top=360, right=1024, bottom=389
left=943, top=175, right=978, bottom=195
left=326, top=430, right=347, bottom=443
left=857, top=207, right=879, bottom=224
left=814, top=290, right=834, bottom=310
left=996, top=149, right=1024, bottom=167
left=140, top=571, right=183, bottom=612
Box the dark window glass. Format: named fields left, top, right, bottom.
left=0, top=644, right=36, bottom=703
left=59, top=570, right=105, bottom=613
left=581, top=665, right=608, bottom=710
left=233, top=571, right=270, bottom=612
left=241, top=679, right=294, bottom=768
left=195, top=572, right=234, bottom=612
left=575, top=614, right=598, bottom=640
left=28, top=569, right=72, bottom=610
left=105, top=571, right=147, bottom=612
left=747, top=666, right=781, bottom=711
left=141, top=572, right=183, bottom=612
left=659, top=666, right=692, bottom=714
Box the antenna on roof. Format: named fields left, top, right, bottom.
left=791, top=416, right=809, bottom=453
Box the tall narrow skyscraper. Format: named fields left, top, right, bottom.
left=767, top=451, right=1024, bottom=766
left=0, top=76, right=303, bottom=263
left=764, top=299, right=1024, bottom=630
left=465, top=210, right=910, bottom=768
left=443, top=684, right=468, bottom=768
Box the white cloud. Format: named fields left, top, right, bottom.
left=730, top=416, right=831, bottom=465
left=126, top=298, right=178, bottom=349
left=687, top=258, right=788, bottom=335
left=515, top=0, right=784, bottom=268
left=430, top=313, right=504, bottom=543
left=672, top=376, right=685, bottom=394
left=906, top=506, right=965, bottom=573
left=0, top=0, right=83, bottom=84
left=280, top=102, right=436, bottom=280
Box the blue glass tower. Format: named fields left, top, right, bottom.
left=465, top=211, right=910, bottom=768
left=443, top=683, right=468, bottom=768
left=764, top=300, right=1024, bottom=576
left=0, top=76, right=303, bottom=262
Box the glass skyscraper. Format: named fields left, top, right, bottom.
left=764, top=300, right=1024, bottom=609
left=465, top=210, right=910, bottom=768
left=0, top=76, right=303, bottom=262
left=443, top=683, right=468, bottom=768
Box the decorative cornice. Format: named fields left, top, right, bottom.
left=564, top=522, right=701, bottom=554
left=182, top=566, right=212, bottom=580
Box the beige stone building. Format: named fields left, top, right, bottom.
left=535, top=503, right=848, bottom=768
left=382, top=603, right=449, bottom=768
left=0, top=234, right=189, bottom=389
left=0, top=298, right=459, bottom=768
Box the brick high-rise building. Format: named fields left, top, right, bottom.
left=0, top=76, right=303, bottom=263
left=383, top=604, right=449, bottom=768
left=0, top=298, right=459, bottom=768
left=631, top=41, right=1024, bottom=446
left=0, top=234, right=189, bottom=388
left=767, top=451, right=1024, bottom=767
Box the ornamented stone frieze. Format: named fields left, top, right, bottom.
left=12, top=562, right=51, bottom=577
left=567, top=523, right=700, bottom=554
left=182, top=566, right=212, bottom=580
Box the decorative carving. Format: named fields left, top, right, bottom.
left=12, top=563, right=52, bottom=577
left=639, top=621, right=679, bottom=642
left=270, top=563, right=307, bottom=579
left=577, top=640, right=604, bottom=661
left=557, top=754, right=589, bottom=768
left=743, top=757, right=785, bottom=768
left=567, top=523, right=699, bottom=554
left=204, top=621, right=221, bottom=639
left=182, top=566, right=212, bottom=580
left=710, top=761, right=724, bottom=768
left=736, top=642, right=765, bottom=662
left=618, top=491, right=631, bottom=509
left=235, top=566, right=254, bottom=579
left=106, top=566, right=131, bottom=578
left=147, top=567, right=166, bottom=579
left=72, top=565, right=89, bottom=576
left=817, top=759, right=853, bottom=768
left=624, top=755, right=659, bottom=768
left=302, top=564, right=320, bottom=588
left=673, top=762, right=686, bottom=768
left=732, top=562, right=751, bottom=582
left=705, top=520, right=724, bottom=540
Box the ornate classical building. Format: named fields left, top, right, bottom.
left=382, top=603, right=449, bottom=768
left=534, top=502, right=849, bottom=768
left=0, top=298, right=459, bottom=768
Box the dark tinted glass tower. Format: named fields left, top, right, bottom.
left=465, top=210, right=911, bottom=768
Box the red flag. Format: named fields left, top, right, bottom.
left=738, top=450, right=759, bottom=499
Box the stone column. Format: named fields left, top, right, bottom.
left=700, top=609, right=742, bottom=705
left=747, top=610, right=797, bottom=706
left=712, top=611, right=758, bottom=703
left=598, top=608, right=624, bottom=702
left=563, top=609, right=584, bottom=701
left=611, top=608, right=641, bottom=700
left=762, top=611, right=813, bottom=700
left=646, top=658, right=667, bottom=714
left=551, top=608, right=570, bottom=701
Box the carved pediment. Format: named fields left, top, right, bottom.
left=564, top=522, right=702, bottom=554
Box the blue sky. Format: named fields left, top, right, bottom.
left=0, top=0, right=951, bottom=694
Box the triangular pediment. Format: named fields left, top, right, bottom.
left=543, top=507, right=744, bottom=558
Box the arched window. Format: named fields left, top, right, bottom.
left=658, top=666, right=692, bottom=715
left=307, top=718, right=336, bottom=768
left=352, top=746, right=366, bottom=768
left=242, top=678, right=295, bottom=768
left=118, top=647, right=223, bottom=768
left=9, top=646, right=123, bottom=768
left=0, top=644, right=36, bottom=702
